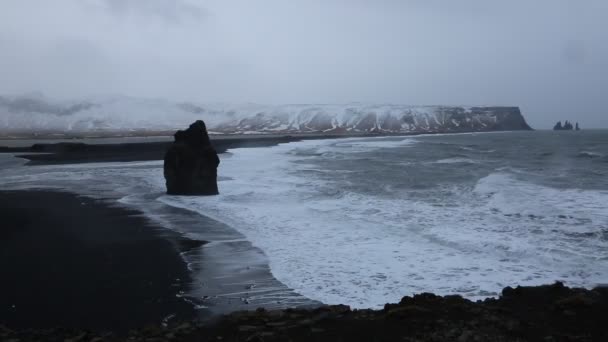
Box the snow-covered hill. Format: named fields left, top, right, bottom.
left=0, top=94, right=531, bottom=135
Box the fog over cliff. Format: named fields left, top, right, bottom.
left=1, top=0, right=607, bottom=128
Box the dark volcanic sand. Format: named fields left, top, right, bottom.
left=0, top=190, right=197, bottom=332
left=0, top=135, right=323, bottom=165
left=0, top=133, right=395, bottom=165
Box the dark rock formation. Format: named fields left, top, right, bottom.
left=554, top=120, right=576, bottom=130
left=5, top=282, right=608, bottom=341
left=478, top=106, right=532, bottom=131
left=163, top=120, right=220, bottom=195
left=554, top=121, right=563, bottom=130
left=576, top=122, right=581, bottom=130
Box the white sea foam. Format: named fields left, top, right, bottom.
left=0, top=153, right=29, bottom=169
left=2, top=135, right=607, bottom=309
left=578, top=151, right=603, bottom=158
left=333, top=138, right=417, bottom=149
left=432, top=157, right=478, bottom=164
left=157, top=138, right=608, bottom=308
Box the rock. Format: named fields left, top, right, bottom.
left=554, top=121, right=563, bottom=130
left=296, top=319, right=314, bottom=326
left=265, top=321, right=286, bottom=327
left=238, top=325, right=258, bottom=332
left=140, top=325, right=163, bottom=337
left=327, top=304, right=351, bottom=314
left=65, top=332, right=88, bottom=342
left=457, top=330, right=474, bottom=342
left=5, top=283, right=608, bottom=341
left=554, top=120, right=576, bottom=131
left=163, top=120, right=220, bottom=195
left=176, top=322, right=192, bottom=333
left=386, top=305, right=433, bottom=319
left=555, top=293, right=596, bottom=309
left=144, top=338, right=165, bottom=342
left=245, top=334, right=265, bottom=342
left=0, top=325, right=13, bottom=338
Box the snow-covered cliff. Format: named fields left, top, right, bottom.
left=0, top=94, right=531, bottom=135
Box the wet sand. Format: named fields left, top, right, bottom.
left=0, top=190, right=197, bottom=332
left=0, top=188, right=317, bottom=334
left=0, top=132, right=397, bottom=165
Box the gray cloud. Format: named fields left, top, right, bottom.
left=0, top=0, right=607, bottom=128
left=89, top=0, right=206, bottom=23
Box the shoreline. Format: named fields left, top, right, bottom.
left=124, top=194, right=319, bottom=315
left=0, top=130, right=526, bottom=165
left=0, top=134, right=336, bottom=165
left=0, top=190, right=197, bottom=332
left=4, top=282, right=608, bottom=341
left=0, top=188, right=319, bottom=333
left=2, top=133, right=608, bottom=340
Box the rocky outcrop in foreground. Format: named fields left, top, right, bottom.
left=4, top=283, right=607, bottom=341
left=163, top=120, right=220, bottom=195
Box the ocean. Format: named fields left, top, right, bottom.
left=1, top=130, right=607, bottom=309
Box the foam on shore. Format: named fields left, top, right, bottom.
left=159, top=136, right=608, bottom=308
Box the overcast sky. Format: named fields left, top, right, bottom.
left=1, top=0, right=607, bottom=128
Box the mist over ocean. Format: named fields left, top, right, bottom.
left=2, top=130, right=607, bottom=309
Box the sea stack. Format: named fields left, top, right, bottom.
left=163, top=120, right=220, bottom=195
left=553, top=120, right=576, bottom=131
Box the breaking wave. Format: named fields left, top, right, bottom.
left=2, top=131, right=607, bottom=309
left=159, top=137, right=608, bottom=308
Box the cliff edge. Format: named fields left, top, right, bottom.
left=0, top=95, right=532, bottom=136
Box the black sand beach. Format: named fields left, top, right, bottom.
left=2, top=134, right=608, bottom=341
left=0, top=132, right=419, bottom=166
left=3, top=191, right=607, bottom=341
left=0, top=134, right=321, bottom=334
left=0, top=190, right=197, bottom=332
left=0, top=134, right=341, bottom=165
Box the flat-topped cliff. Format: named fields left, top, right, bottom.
left=0, top=95, right=532, bottom=136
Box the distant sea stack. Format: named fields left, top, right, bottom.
left=553, top=120, right=580, bottom=131
left=163, top=120, right=220, bottom=195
